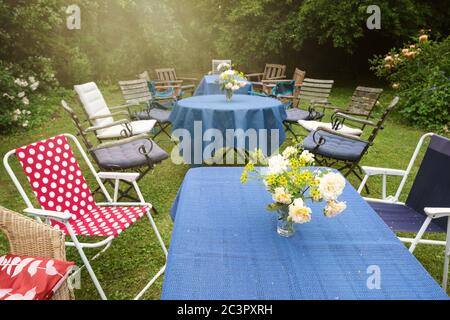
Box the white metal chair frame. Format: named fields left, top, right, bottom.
left=358, top=133, right=450, bottom=289
left=3, top=133, right=167, bottom=300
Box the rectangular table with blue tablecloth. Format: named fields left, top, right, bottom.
left=162, top=167, right=448, bottom=300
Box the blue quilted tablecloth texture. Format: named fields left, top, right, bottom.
left=162, top=167, right=449, bottom=300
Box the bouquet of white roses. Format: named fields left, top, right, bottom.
left=217, top=62, right=232, bottom=73
left=241, top=146, right=347, bottom=231
left=219, top=69, right=247, bottom=91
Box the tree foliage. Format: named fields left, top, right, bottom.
left=0, top=0, right=449, bottom=84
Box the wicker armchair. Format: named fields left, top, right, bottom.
left=0, top=206, right=74, bottom=300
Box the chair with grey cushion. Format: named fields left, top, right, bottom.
left=299, top=86, right=383, bottom=137
left=302, top=96, right=399, bottom=189
left=284, top=78, right=334, bottom=140
left=119, top=79, right=174, bottom=141
left=61, top=100, right=169, bottom=206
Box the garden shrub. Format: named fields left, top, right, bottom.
left=370, top=33, right=450, bottom=133
left=0, top=59, right=58, bottom=133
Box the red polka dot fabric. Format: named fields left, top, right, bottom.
left=16, top=135, right=148, bottom=237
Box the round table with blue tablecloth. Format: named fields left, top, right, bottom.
left=169, top=94, right=287, bottom=164
left=194, top=75, right=252, bottom=96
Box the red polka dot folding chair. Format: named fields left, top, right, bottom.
left=3, top=134, right=167, bottom=300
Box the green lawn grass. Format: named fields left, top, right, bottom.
left=0, top=84, right=448, bottom=299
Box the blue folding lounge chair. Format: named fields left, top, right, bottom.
left=358, top=133, right=450, bottom=289
left=302, top=97, right=399, bottom=189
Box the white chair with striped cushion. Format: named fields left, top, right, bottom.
left=74, top=82, right=156, bottom=141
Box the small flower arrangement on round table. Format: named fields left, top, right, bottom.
left=216, top=63, right=247, bottom=101
left=241, top=146, right=347, bottom=237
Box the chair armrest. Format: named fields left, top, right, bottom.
left=84, top=119, right=131, bottom=133
left=155, top=80, right=183, bottom=85
left=89, top=134, right=150, bottom=151
left=316, top=126, right=367, bottom=143
left=110, top=103, right=136, bottom=111
left=309, top=99, right=330, bottom=105
left=320, top=104, right=343, bottom=110
left=90, top=111, right=129, bottom=121
left=156, top=85, right=182, bottom=90
left=96, top=202, right=152, bottom=209
left=178, top=77, right=198, bottom=82
left=97, top=172, right=140, bottom=182
left=262, top=79, right=294, bottom=84
left=23, top=208, right=72, bottom=222
left=361, top=166, right=407, bottom=177
left=334, top=112, right=376, bottom=127
left=336, top=110, right=371, bottom=117
left=267, top=75, right=286, bottom=80
left=424, top=208, right=450, bottom=219
left=245, top=73, right=264, bottom=77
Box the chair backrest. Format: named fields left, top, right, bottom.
left=61, top=100, right=93, bottom=149
left=293, top=68, right=306, bottom=86
left=74, top=82, right=113, bottom=128
left=263, top=64, right=286, bottom=80
left=212, top=60, right=232, bottom=74
left=272, top=81, right=296, bottom=97
left=118, top=79, right=152, bottom=105
left=138, top=71, right=151, bottom=81
left=155, top=68, right=177, bottom=81
left=298, top=78, right=334, bottom=103
left=405, top=135, right=450, bottom=230
left=366, top=96, right=399, bottom=145
left=347, top=87, right=383, bottom=117
left=10, top=135, right=107, bottom=223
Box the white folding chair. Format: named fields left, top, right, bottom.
left=3, top=134, right=167, bottom=300
left=358, top=133, right=450, bottom=289
left=74, top=82, right=157, bottom=142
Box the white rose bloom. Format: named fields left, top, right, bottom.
left=267, top=154, right=289, bottom=175
left=22, top=120, right=29, bottom=127
left=18, top=91, right=25, bottom=98
left=300, top=150, right=315, bottom=163
left=232, top=85, right=240, bottom=91
left=224, top=69, right=235, bottom=76
left=28, top=76, right=36, bottom=83
left=288, top=198, right=312, bottom=224
left=319, top=172, right=346, bottom=201
left=225, top=82, right=234, bottom=90
left=324, top=200, right=347, bottom=218
left=282, top=146, right=297, bottom=159
left=14, top=109, right=21, bottom=115
left=272, top=187, right=292, bottom=204
left=22, top=97, right=30, bottom=105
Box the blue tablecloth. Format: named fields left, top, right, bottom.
left=194, top=75, right=252, bottom=96
left=169, top=95, right=287, bottom=164
left=162, top=167, right=449, bottom=300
